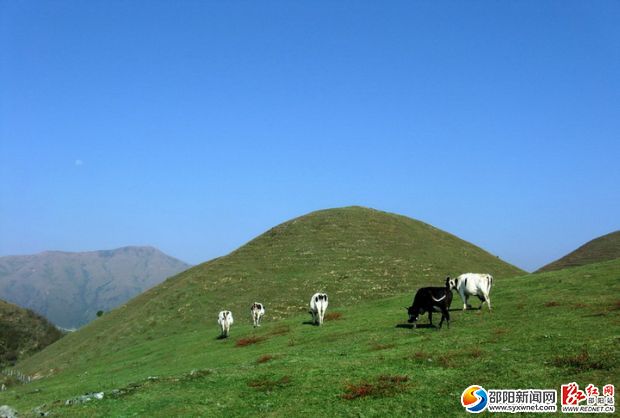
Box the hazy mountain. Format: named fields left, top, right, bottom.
left=0, top=246, right=190, bottom=328
left=537, top=230, right=620, bottom=272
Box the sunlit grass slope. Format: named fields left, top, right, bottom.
left=15, top=207, right=523, bottom=376
left=3, top=259, right=618, bottom=416
left=537, top=230, right=620, bottom=272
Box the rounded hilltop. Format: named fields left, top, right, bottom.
left=16, top=206, right=524, bottom=376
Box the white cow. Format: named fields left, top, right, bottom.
left=448, top=273, right=493, bottom=311
left=250, top=302, right=265, bottom=327
left=309, top=293, right=329, bottom=325
left=217, top=310, right=234, bottom=337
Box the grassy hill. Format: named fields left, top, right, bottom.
left=9, top=207, right=522, bottom=376
left=0, top=246, right=190, bottom=328
left=1, top=258, right=618, bottom=416
left=0, top=299, right=63, bottom=369
left=537, top=230, right=620, bottom=273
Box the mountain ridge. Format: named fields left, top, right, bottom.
left=0, top=246, right=191, bottom=328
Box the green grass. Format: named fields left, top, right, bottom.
left=0, top=299, right=63, bottom=369
left=12, top=207, right=523, bottom=378
left=537, top=230, right=620, bottom=272
left=2, top=259, right=618, bottom=417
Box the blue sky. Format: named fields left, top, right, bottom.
left=1, top=1, right=618, bottom=271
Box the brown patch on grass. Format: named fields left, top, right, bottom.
left=544, top=301, right=560, bottom=307
left=494, top=327, right=508, bottom=335
left=437, top=349, right=485, bottom=367
left=257, top=354, right=274, bottom=364
left=406, top=351, right=433, bottom=364
left=247, top=375, right=292, bottom=392
left=235, top=336, right=266, bottom=347
left=488, top=327, right=509, bottom=343
left=574, top=303, right=588, bottom=308
left=468, top=347, right=484, bottom=358
left=515, top=303, right=525, bottom=310
left=552, top=347, right=614, bottom=372
left=370, top=342, right=396, bottom=351
left=437, top=354, right=455, bottom=368
left=324, top=312, right=343, bottom=321
left=341, top=375, right=409, bottom=400
left=268, top=325, right=291, bottom=336
left=611, top=300, right=620, bottom=311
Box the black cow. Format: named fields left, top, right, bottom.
left=406, top=277, right=453, bottom=328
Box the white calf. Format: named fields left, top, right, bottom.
left=250, top=302, right=265, bottom=327
left=309, top=293, right=329, bottom=325
left=448, top=273, right=493, bottom=311
left=217, top=310, right=234, bottom=337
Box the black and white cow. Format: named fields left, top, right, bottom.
left=406, top=278, right=453, bottom=328
left=309, top=293, right=328, bottom=325
left=217, top=310, right=234, bottom=338
left=448, top=273, right=493, bottom=311
left=250, top=302, right=265, bottom=327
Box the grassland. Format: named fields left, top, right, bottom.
left=11, top=207, right=523, bottom=378
left=0, top=300, right=63, bottom=369
left=2, top=259, right=618, bottom=417
left=537, top=230, right=620, bottom=273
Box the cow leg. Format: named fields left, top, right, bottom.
left=439, top=306, right=450, bottom=329
left=486, top=293, right=492, bottom=311
left=428, top=311, right=434, bottom=327
left=463, top=294, right=469, bottom=311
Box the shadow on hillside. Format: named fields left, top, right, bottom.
left=216, top=335, right=229, bottom=340
left=302, top=321, right=318, bottom=326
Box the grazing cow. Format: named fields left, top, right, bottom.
left=217, top=310, right=234, bottom=338
left=309, top=293, right=329, bottom=325
left=250, top=302, right=265, bottom=327
left=406, top=278, right=453, bottom=329
left=448, top=273, right=493, bottom=311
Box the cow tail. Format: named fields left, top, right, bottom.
left=488, top=275, right=493, bottom=294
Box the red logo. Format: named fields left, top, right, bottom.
left=561, top=382, right=586, bottom=406
left=586, top=384, right=600, bottom=397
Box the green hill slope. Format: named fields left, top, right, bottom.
left=2, top=259, right=618, bottom=416
left=537, top=230, right=620, bottom=272
left=12, top=207, right=522, bottom=376
left=0, top=300, right=63, bottom=368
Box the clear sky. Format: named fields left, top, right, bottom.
left=1, top=1, right=618, bottom=272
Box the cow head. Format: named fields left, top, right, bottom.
left=446, top=276, right=457, bottom=290
left=406, top=306, right=420, bottom=325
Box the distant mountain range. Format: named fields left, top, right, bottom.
left=536, top=230, right=620, bottom=272
left=0, top=246, right=190, bottom=328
